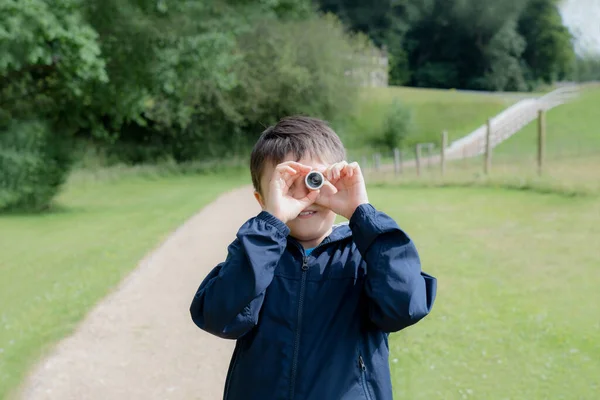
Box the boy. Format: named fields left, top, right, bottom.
left=190, top=116, right=437, bottom=400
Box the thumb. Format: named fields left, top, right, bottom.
left=300, top=189, right=320, bottom=207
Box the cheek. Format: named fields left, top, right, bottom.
left=324, top=211, right=336, bottom=223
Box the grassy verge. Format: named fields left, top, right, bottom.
left=338, top=86, right=518, bottom=156
left=494, top=84, right=600, bottom=160
left=363, top=153, right=600, bottom=197
left=0, top=168, right=247, bottom=398
left=364, top=85, right=600, bottom=196
left=367, top=185, right=599, bottom=399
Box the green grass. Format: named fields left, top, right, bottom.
left=0, top=169, right=246, bottom=398
left=367, top=185, right=600, bottom=399
left=352, top=85, right=600, bottom=397
left=339, top=86, right=517, bottom=156
left=2, top=83, right=597, bottom=398
left=494, top=84, right=600, bottom=161
left=365, top=85, right=600, bottom=196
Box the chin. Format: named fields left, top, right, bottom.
left=288, top=216, right=335, bottom=244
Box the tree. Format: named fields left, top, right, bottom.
left=315, top=0, right=418, bottom=85
left=0, top=0, right=107, bottom=128
left=314, top=0, right=576, bottom=91
left=518, top=0, right=575, bottom=84
left=403, top=0, right=529, bottom=90
left=480, top=20, right=528, bottom=92
left=77, top=0, right=320, bottom=162
left=0, top=0, right=107, bottom=211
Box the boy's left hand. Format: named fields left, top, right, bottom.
left=316, top=161, right=369, bottom=220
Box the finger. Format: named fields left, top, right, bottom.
left=325, top=161, right=344, bottom=181
left=280, top=166, right=297, bottom=176
left=289, top=170, right=308, bottom=188
left=346, top=162, right=360, bottom=178
left=277, top=161, right=312, bottom=173
left=273, top=165, right=297, bottom=179
left=333, top=161, right=348, bottom=180
left=273, top=166, right=298, bottom=188
left=349, top=162, right=361, bottom=178
left=324, top=165, right=334, bottom=182
left=322, top=180, right=338, bottom=194
left=340, top=163, right=354, bottom=178
left=298, top=189, right=320, bottom=207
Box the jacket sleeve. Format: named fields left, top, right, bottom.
left=189, top=211, right=289, bottom=339
left=349, top=203, right=437, bottom=333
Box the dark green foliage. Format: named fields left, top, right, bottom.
left=0, top=0, right=103, bottom=211
left=0, top=120, right=73, bottom=211
left=1, top=0, right=377, bottom=210
left=76, top=0, right=368, bottom=163
left=317, top=0, right=416, bottom=85
left=518, top=0, right=575, bottom=84
left=402, top=0, right=530, bottom=91
left=377, top=99, right=414, bottom=151
left=315, top=0, right=576, bottom=91
left=0, top=0, right=107, bottom=125
left=570, top=54, right=600, bottom=82
left=235, top=14, right=365, bottom=128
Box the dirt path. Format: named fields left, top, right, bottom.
left=18, top=186, right=260, bottom=400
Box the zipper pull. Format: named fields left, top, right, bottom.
left=359, top=356, right=366, bottom=371
left=302, top=257, right=309, bottom=271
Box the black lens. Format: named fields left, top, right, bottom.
left=307, top=172, right=322, bottom=187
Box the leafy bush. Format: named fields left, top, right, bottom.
left=236, top=14, right=370, bottom=126
left=0, top=0, right=106, bottom=124
left=77, top=4, right=373, bottom=163
left=375, top=99, right=414, bottom=151
left=0, top=120, right=73, bottom=211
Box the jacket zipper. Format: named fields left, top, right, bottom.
left=289, top=255, right=309, bottom=400
left=359, top=355, right=373, bottom=400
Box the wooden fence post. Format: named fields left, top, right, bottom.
left=426, top=144, right=432, bottom=170
left=484, top=118, right=492, bottom=175
left=373, top=153, right=381, bottom=171
left=393, top=148, right=402, bottom=176
left=538, top=110, right=546, bottom=176
left=415, top=144, right=422, bottom=177
left=441, top=131, right=448, bottom=176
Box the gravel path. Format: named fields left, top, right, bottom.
left=17, top=186, right=259, bottom=400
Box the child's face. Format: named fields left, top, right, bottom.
left=255, top=153, right=336, bottom=248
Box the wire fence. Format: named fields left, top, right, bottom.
left=356, top=85, right=600, bottom=194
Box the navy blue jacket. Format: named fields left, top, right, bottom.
left=190, top=203, right=437, bottom=400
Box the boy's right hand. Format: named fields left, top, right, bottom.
left=264, top=161, right=320, bottom=223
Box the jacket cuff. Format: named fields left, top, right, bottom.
left=349, top=203, right=382, bottom=253
left=256, top=211, right=291, bottom=237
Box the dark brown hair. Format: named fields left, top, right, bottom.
left=250, top=116, right=346, bottom=194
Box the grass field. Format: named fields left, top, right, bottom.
left=0, top=169, right=246, bottom=398
left=1, top=84, right=597, bottom=398
left=494, top=84, right=600, bottom=159
left=356, top=85, right=600, bottom=398
left=366, top=85, right=600, bottom=196
left=339, top=86, right=520, bottom=156
left=370, top=185, right=600, bottom=399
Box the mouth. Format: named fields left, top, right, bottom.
left=297, top=210, right=318, bottom=218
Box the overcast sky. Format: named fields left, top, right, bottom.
left=560, top=0, right=600, bottom=55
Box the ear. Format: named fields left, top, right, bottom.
left=254, top=190, right=266, bottom=209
